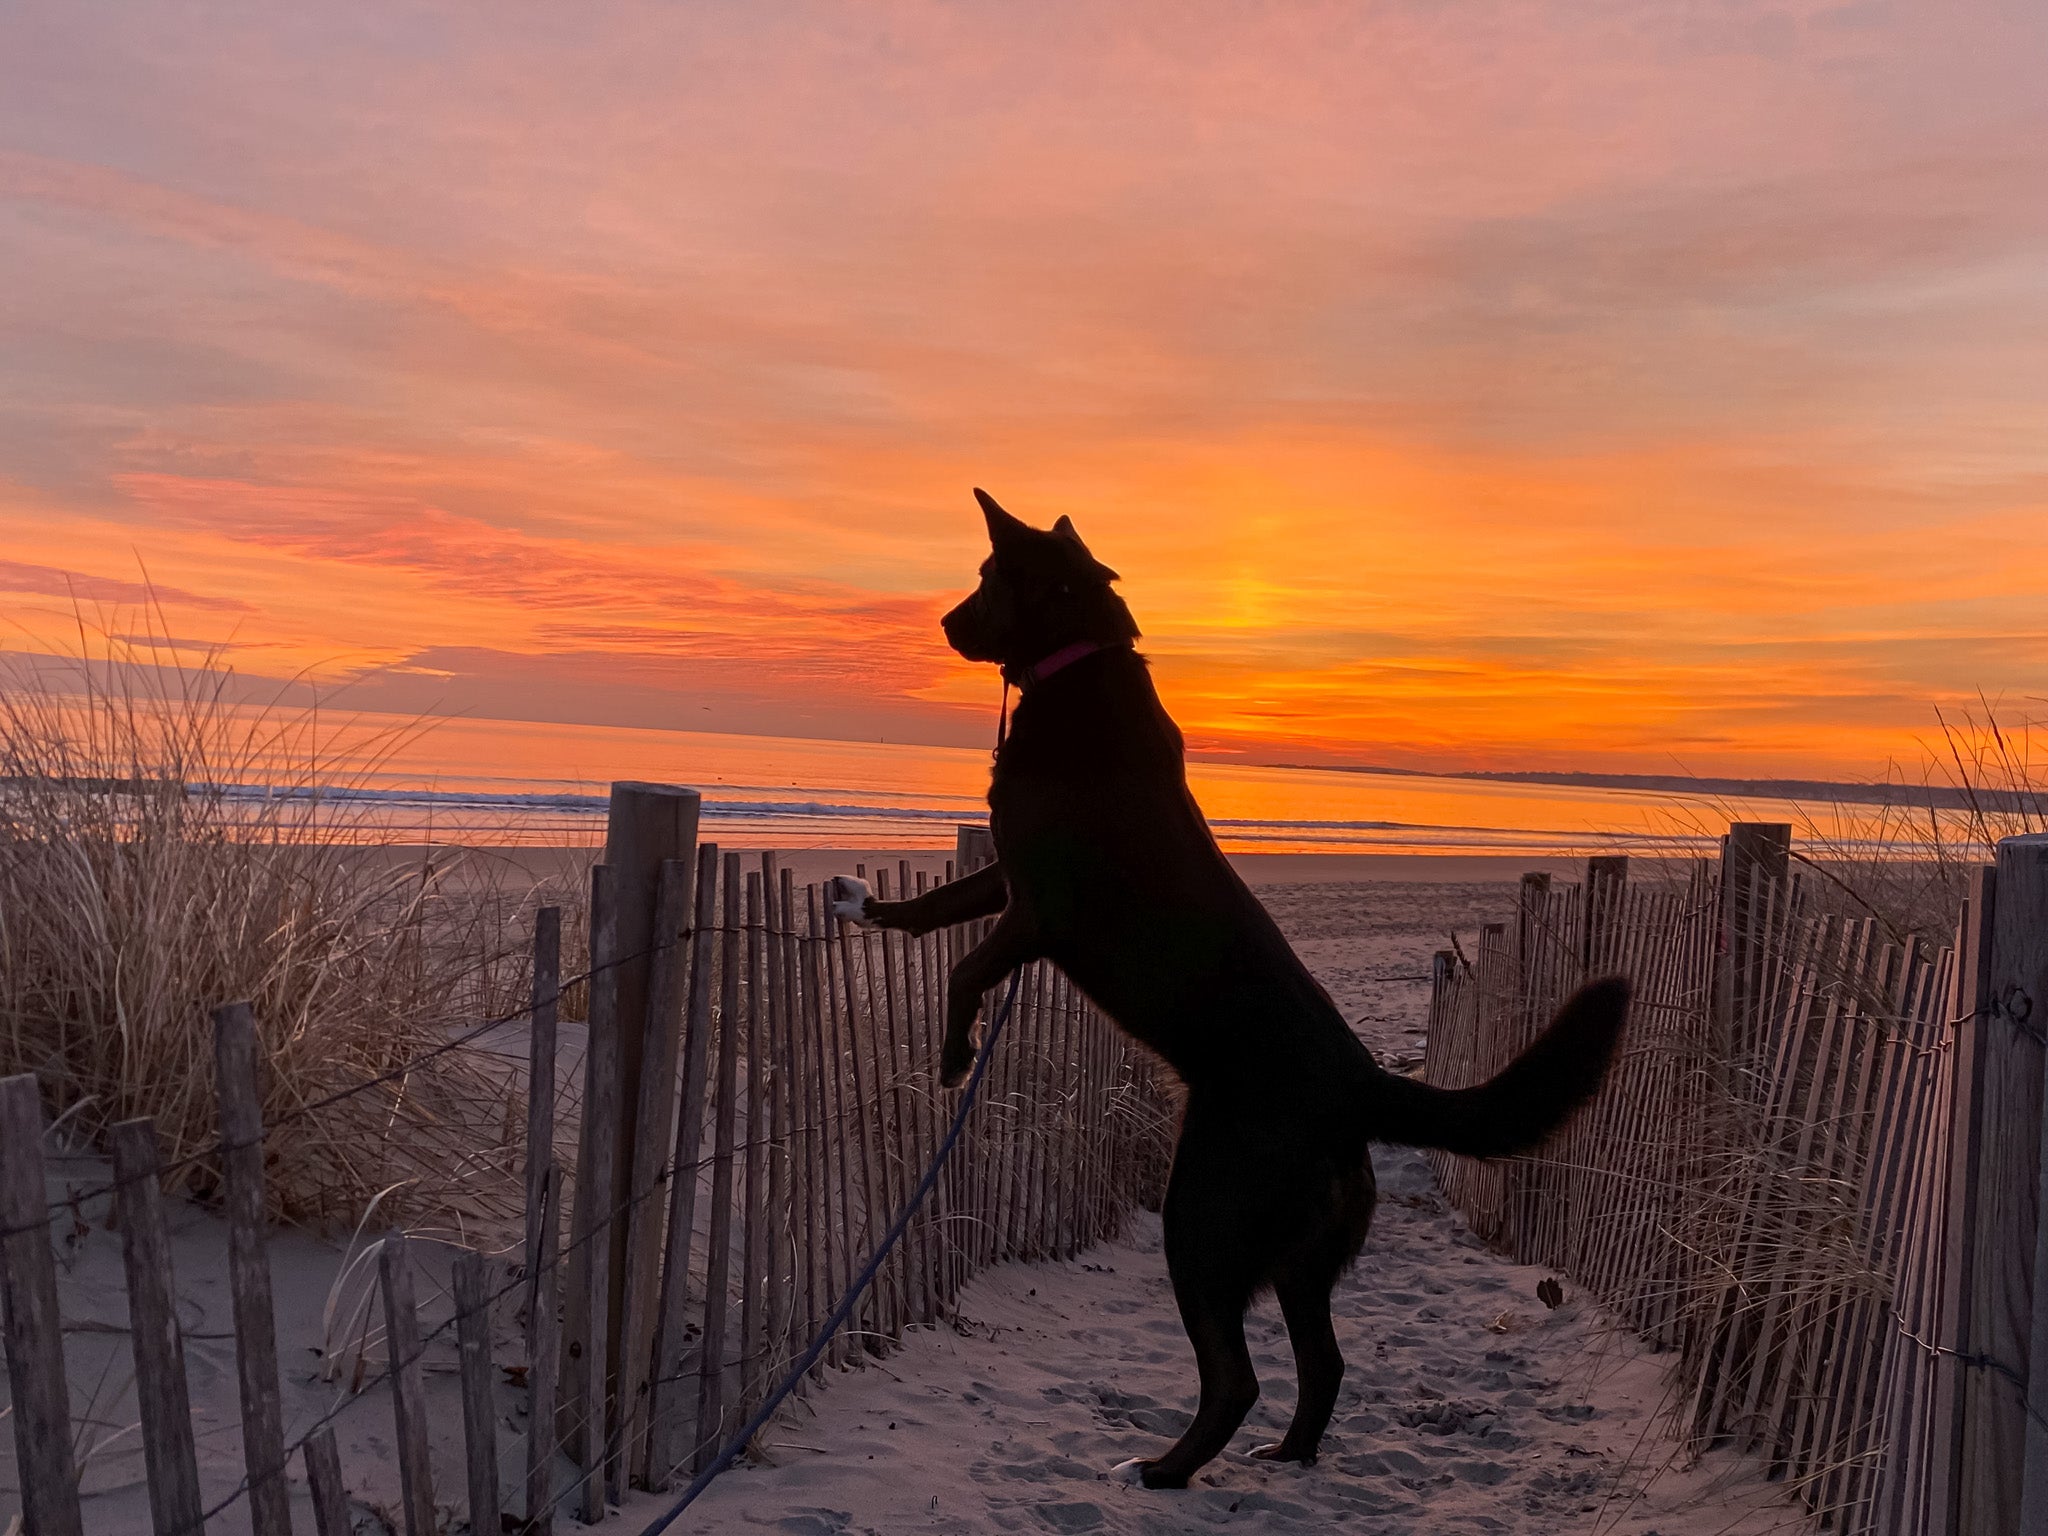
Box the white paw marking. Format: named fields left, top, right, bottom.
left=1107, top=1457, right=1150, bottom=1485
left=828, top=875, right=874, bottom=925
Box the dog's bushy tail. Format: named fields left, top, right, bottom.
left=1364, top=976, right=1631, bottom=1158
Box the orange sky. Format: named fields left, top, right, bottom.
left=1, top=2, right=2043, bottom=779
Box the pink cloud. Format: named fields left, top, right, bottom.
left=0, top=557, right=251, bottom=613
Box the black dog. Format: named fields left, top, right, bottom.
left=833, top=490, right=1629, bottom=1488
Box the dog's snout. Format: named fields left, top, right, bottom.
left=942, top=592, right=981, bottom=644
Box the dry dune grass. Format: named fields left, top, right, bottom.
left=1762, top=703, right=2039, bottom=944
left=0, top=615, right=540, bottom=1228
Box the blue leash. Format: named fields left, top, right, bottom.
left=634, top=968, right=1024, bottom=1534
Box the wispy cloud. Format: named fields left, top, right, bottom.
left=0, top=557, right=251, bottom=612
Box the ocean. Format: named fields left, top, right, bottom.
left=249, top=710, right=1882, bottom=857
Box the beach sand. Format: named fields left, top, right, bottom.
left=7, top=861, right=1796, bottom=1535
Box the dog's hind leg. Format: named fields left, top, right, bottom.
left=1121, top=1107, right=1266, bottom=1490
left=1132, top=1250, right=1259, bottom=1489
left=1253, top=1166, right=1373, bottom=1465
left=1252, top=1253, right=1347, bottom=1465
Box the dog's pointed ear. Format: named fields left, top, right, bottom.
left=974, top=487, right=1029, bottom=547
left=1051, top=514, right=1120, bottom=583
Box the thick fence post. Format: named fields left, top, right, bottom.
left=1966, top=833, right=2048, bottom=1536
left=1931, top=863, right=1999, bottom=1535
left=1515, top=871, right=1552, bottom=1001
left=561, top=782, right=699, bottom=1492
left=111, top=1118, right=204, bottom=1536
left=1933, top=872, right=1998, bottom=1531
left=605, top=786, right=700, bottom=1377
left=1583, top=855, right=1628, bottom=974
left=620, top=855, right=697, bottom=1487
left=0, top=1074, right=84, bottom=1536
left=956, top=824, right=995, bottom=871
left=214, top=1001, right=294, bottom=1536
left=1928, top=843, right=2048, bottom=1536
left=1713, top=823, right=1791, bottom=1059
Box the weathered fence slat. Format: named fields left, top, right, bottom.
left=851, top=885, right=906, bottom=1337
left=759, top=853, right=796, bottom=1393
left=806, top=882, right=854, bottom=1370
left=690, top=852, right=746, bottom=1473
left=111, top=1117, right=205, bottom=1536
left=213, top=1001, right=295, bottom=1536
left=525, top=907, right=564, bottom=1536
left=737, top=871, right=769, bottom=1417
left=1875, top=944, right=1960, bottom=1535
left=0, top=1074, right=84, bottom=1536
left=1826, top=944, right=1941, bottom=1522
left=527, top=1162, right=562, bottom=1535
left=526, top=905, right=562, bottom=1316
left=847, top=897, right=905, bottom=1343
left=884, top=867, right=936, bottom=1323
left=569, top=862, right=620, bottom=1521
left=302, top=1425, right=352, bottom=1536
left=455, top=1249, right=503, bottom=1536
left=832, top=892, right=890, bottom=1350
left=782, top=864, right=821, bottom=1374
left=379, top=1231, right=437, bottom=1536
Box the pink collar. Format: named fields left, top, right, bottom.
left=996, top=641, right=1123, bottom=757
left=1016, top=640, right=1108, bottom=689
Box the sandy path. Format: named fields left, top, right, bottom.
left=655, top=882, right=1801, bottom=1536
left=661, top=1150, right=1794, bottom=1536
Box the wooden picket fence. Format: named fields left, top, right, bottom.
left=1423, top=826, right=2048, bottom=1536
left=0, top=796, right=1176, bottom=1535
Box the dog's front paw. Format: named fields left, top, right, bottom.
left=828, top=875, right=875, bottom=926
left=1106, top=1457, right=1152, bottom=1486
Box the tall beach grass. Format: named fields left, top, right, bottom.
left=0, top=614, right=549, bottom=1227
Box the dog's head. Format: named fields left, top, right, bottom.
left=942, top=489, right=1140, bottom=675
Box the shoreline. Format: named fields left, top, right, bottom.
left=354, top=844, right=1684, bottom=889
